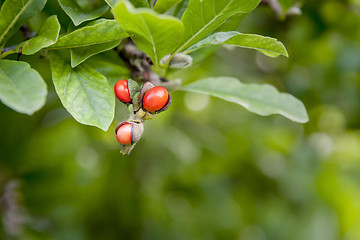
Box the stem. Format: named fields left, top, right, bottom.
left=114, top=39, right=181, bottom=90
left=1, top=45, right=18, bottom=53
left=20, top=24, right=32, bottom=40
left=0, top=44, right=20, bottom=59
left=0, top=23, right=33, bottom=59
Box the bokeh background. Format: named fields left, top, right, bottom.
left=1, top=0, right=360, bottom=239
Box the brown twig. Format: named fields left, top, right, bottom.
left=1, top=44, right=18, bottom=54
left=114, top=39, right=182, bottom=91
left=20, top=24, right=34, bottom=40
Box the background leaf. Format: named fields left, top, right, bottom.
left=113, top=0, right=184, bottom=68
left=184, top=31, right=288, bottom=57
left=177, top=0, right=261, bottom=52
left=182, top=77, right=309, bottom=123
left=70, top=39, right=121, bottom=67
left=0, top=60, right=47, bottom=115
left=0, top=0, right=47, bottom=44
left=50, top=52, right=115, bottom=130
left=58, top=0, right=109, bottom=26
left=48, top=19, right=128, bottom=49
left=20, top=15, right=60, bottom=55
left=154, top=0, right=183, bottom=13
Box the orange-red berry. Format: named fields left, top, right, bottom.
left=116, top=123, right=132, bottom=145
left=142, top=86, right=169, bottom=112
left=114, top=79, right=132, bottom=103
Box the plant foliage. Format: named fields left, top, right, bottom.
left=0, top=0, right=308, bottom=131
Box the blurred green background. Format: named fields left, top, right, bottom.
left=1, top=0, right=360, bottom=239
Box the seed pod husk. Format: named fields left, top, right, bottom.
left=138, top=81, right=155, bottom=107
left=127, top=79, right=140, bottom=100
left=154, top=92, right=171, bottom=114
left=116, top=121, right=144, bottom=155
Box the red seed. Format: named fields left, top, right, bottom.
left=116, top=123, right=132, bottom=145
left=142, top=86, right=169, bottom=112
left=114, top=79, right=132, bottom=103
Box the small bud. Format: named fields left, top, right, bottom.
left=286, top=6, right=302, bottom=16
left=161, top=54, right=193, bottom=69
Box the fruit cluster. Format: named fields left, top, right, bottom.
left=114, top=79, right=171, bottom=154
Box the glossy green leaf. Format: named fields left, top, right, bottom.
left=154, top=0, right=183, bottom=13
left=20, top=16, right=60, bottom=55
left=182, top=77, right=309, bottom=123
left=113, top=0, right=184, bottom=68
left=0, top=0, right=47, bottom=44
left=185, top=31, right=288, bottom=58
left=70, top=39, right=121, bottom=67
left=0, top=60, right=47, bottom=115
left=86, top=53, right=130, bottom=85
left=50, top=52, right=115, bottom=130
left=177, top=0, right=261, bottom=53
left=58, top=0, right=109, bottom=26
left=48, top=19, right=128, bottom=49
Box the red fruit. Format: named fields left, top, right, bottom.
left=142, top=86, right=169, bottom=112
left=114, top=79, right=132, bottom=103
left=116, top=123, right=132, bottom=145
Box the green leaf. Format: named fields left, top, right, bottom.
left=58, top=0, right=109, bottom=26
left=50, top=52, right=115, bottom=130
left=0, top=60, right=47, bottom=115
left=177, top=0, right=261, bottom=53
left=172, top=0, right=189, bottom=18
left=86, top=53, right=130, bottom=85
left=113, top=0, right=184, bottom=68
left=182, top=77, right=309, bottom=123
left=190, top=45, right=218, bottom=65
left=154, top=0, right=183, bottom=13
left=105, top=0, right=118, bottom=7
left=216, top=13, right=247, bottom=32
left=70, top=39, right=121, bottom=67
left=20, top=16, right=60, bottom=55
left=0, top=0, right=47, bottom=44
left=106, top=0, right=150, bottom=8
left=48, top=19, right=128, bottom=49
left=129, top=0, right=150, bottom=8
left=184, top=31, right=288, bottom=58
